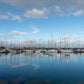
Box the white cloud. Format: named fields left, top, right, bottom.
left=3, top=26, right=40, bottom=39
left=2, top=0, right=84, bottom=17
left=24, top=8, right=48, bottom=18
left=0, top=15, right=9, bottom=20
left=8, top=13, right=22, bottom=22
left=11, top=26, right=39, bottom=36
left=32, top=26, right=40, bottom=34
left=8, top=26, right=39, bottom=37
left=73, top=10, right=84, bottom=16
left=1, top=0, right=84, bottom=18
left=11, top=31, right=31, bottom=35
left=23, top=6, right=63, bottom=18
left=0, top=13, right=21, bottom=21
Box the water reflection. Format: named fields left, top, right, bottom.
left=0, top=53, right=84, bottom=84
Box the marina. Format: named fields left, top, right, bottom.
left=0, top=47, right=84, bottom=54
left=0, top=38, right=84, bottom=54
left=1, top=0, right=84, bottom=83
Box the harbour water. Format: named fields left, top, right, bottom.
left=0, top=53, right=84, bottom=84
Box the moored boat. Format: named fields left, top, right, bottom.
left=45, top=49, right=57, bottom=53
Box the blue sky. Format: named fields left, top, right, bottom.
left=0, top=0, right=84, bottom=41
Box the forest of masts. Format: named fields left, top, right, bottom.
left=0, top=36, right=83, bottom=49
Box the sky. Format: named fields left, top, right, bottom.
left=0, top=0, right=84, bottom=47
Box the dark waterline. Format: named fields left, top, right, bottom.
left=0, top=53, right=84, bottom=84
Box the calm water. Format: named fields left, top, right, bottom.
left=0, top=53, right=84, bottom=84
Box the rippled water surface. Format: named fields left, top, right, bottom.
left=0, top=53, right=84, bottom=84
